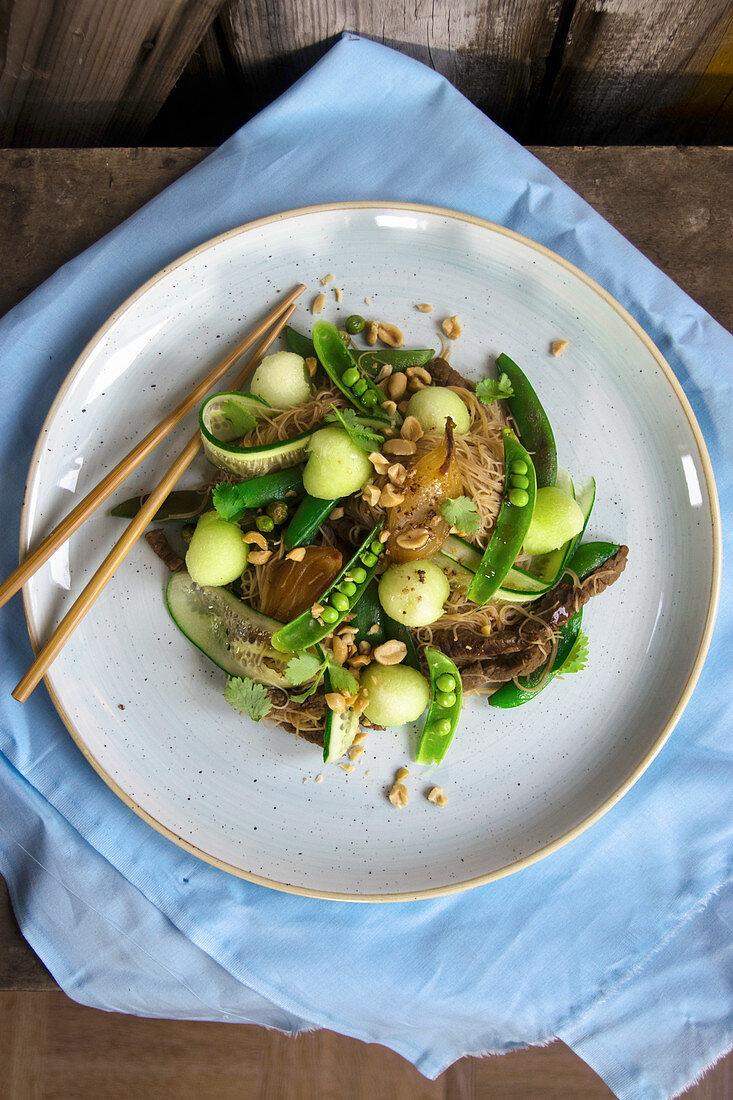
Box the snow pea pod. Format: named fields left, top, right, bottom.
left=467, top=430, right=537, bottom=606
left=111, top=486, right=211, bottom=522
left=312, top=321, right=398, bottom=425
left=283, top=494, right=340, bottom=549
left=272, top=522, right=385, bottom=652
left=354, top=348, right=435, bottom=377
left=415, top=648, right=463, bottom=765
left=497, top=353, right=557, bottom=488
left=285, top=326, right=316, bottom=359
left=566, top=540, right=620, bottom=580
left=213, top=466, right=304, bottom=521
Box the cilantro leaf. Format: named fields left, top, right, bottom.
left=327, top=662, right=359, bottom=696
left=284, top=652, right=325, bottom=685
left=441, top=496, right=482, bottom=539
left=326, top=405, right=384, bottom=452
left=475, top=372, right=514, bottom=406
left=224, top=677, right=273, bottom=721
left=212, top=481, right=247, bottom=521
left=556, top=631, right=589, bottom=676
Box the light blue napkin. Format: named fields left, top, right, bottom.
left=0, top=34, right=730, bottom=1100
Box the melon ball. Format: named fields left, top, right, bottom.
left=250, top=351, right=312, bottom=409
left=303, top=426, right=372, bottom=499
left=406, top=386, right=471, bottom=435
left=378, top=559, right=450, bottom=627
left=185, top=516, right=249, bottom=586
left=361, top=663, right=430, bottom=727
left=523, top=486, right=584, bottom=556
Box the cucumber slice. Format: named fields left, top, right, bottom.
left=199, top=391, right=319, bottom=479
left=166, top=571, right=291, bottom=688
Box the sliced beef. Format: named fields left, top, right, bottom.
left=144, top=529, right=185, bottom=572
left=427, top=357, right=476, bottom=392
left=431, top=545, right=628, bottom=685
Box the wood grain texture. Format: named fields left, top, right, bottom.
left=544, top=0, right=733, bottom=143
left=0, top=0, right=225, bottom=145
left=0, top=991, right=730, bottom=1099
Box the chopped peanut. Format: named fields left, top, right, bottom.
left=416, top=303, right=433, bottom=312
left=311, top=293, right=326, bottom=314
left=348, top=744, right=365, bottom=762
left=378, top=323, right=404, bottom=348
left=381, top=399, right=398, bottom=416
left=396, top=529, right=430, bottom=551
left=362, top=483, right=382, bottom=507
left=427, top=786, right=448, bottom=807
left=441, top=315, right=462, bottom=339
left=325, top=692, right=348, bottom=714
left=400, top=415, right=424, bottom=442
left=339, top=763, right=355, bottom=774
left=368, top=451, right=391, bottom=475
left=365, top=321, right=379, bottom=346
left=373, top=640, right=407, bottom=665
left=242, top=530, right=268, bottom=549
left=247, top=549, right=272, bottom=565
left=311, top=603, right=325, bottom=618
left=387, top=373, right=407, bottom=401
left=379, top=483, right=405, bottom=508
left=405, top=366, right=432, bottom=386
left=367, top=622, right=380, bottom=634
left=387, top=462, right=408, bottom=487
left=383, top=437, right=417, bottom=457
left=396, top=766, right=410, bottom=782
left=334, top=287, right=343, bottom=302
left=332, top=635, right=349, bottom=665
left=305, top=356, right=318, bottom=377
left=388, top=782, right=409, bottom=808
left=285, top=547, right=306, bottom=562
left=320, top=273, right=335, bottom=285
left=551, top=339, right=569, bottom=357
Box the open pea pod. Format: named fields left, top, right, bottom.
left=415, top=649, right=463, bottom=766
left=272, top=522, right=385, bottom=652
left=497, top=352, right=557, bottom=489
left=312, top=321, right=399, bottom=425
left=466, top=430, right=537, bottom=606
left=283, top=494, right=341, bottom=549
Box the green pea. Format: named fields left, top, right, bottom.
left=352, top=378, right=368, bottom=396
left=508, top=488, right=529, bottom=507
left=350, top=567, right=367, bottom=584
left=346, top=314, right=366, bottom=334
left=338, top=581, right=357, bottom=597
left=361, top=551, right=378, bottom=567
left=437, top=691, right=456, bottom=708
left=435, top=718, right=452, bottom=735
left=370, top=539, right=383, bottom=556
left=321, top=606, right=339, bottom=624
left=511, top=460, right=528, bottom=475
left=267, top=501, right=289, bottom=524
left=256, top=514, right=275, bottom=533
left=510, top=474, right=529, bottom=490
left=330, top=592, right=350, bottom=612
left=435, top=674, right=456, bottom=693
left=342, top=367, right=359, bottom=387
left=362, top=391, right=378, bottom=407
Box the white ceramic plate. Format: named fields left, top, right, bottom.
left=21, top=203, right=720, bottom=901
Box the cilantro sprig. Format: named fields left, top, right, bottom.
left=475, top=372, right=514, bottom=406
left=555, top=631, right=589, bottom=676
left=326, top=405, right=384, bottom=453
left=224, top=676, right=273, bottom=721
left=284, top=650, right=359, bottom=702
left=441, top=495, right=482, bottom=539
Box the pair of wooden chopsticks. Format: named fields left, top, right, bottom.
left=7, top=283, right=306, bottom=702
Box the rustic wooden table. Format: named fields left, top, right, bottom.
left=0, top=147, right=730, bottom=1098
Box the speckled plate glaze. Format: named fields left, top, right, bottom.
left=21, top=203, right=720, bottom=901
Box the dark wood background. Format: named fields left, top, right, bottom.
left=1, top=0, right=731, bottom=148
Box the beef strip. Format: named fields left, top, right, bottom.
left=430, top=546, right=628, bottom=685
left=428, top=357, right=476, bottom=391
left=144, top=529, right=185, bottom=572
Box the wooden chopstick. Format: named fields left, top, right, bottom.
left=0, top=284, right=305, bottom=613
left=12, top=300, right=299, bottom=703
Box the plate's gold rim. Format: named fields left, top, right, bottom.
left=21, top=201, right=722, bottom=903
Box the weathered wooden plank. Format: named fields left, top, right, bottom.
left=543, top=0, right=733, bottom=144
left=0, top=879, right=53, bottom=992
left=213, top=0, right=562, bottom=142
left=0, top=0, right=225, bottom=146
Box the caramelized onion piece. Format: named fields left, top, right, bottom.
left=257, top=546, right=343, bottom=620
left=386, top=419, right=462, bottom=562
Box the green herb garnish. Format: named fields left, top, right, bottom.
left=326, top=405, right=384, bottom=452
left=475, top=372, right=514, bottom=406
left=441, top=495, right=482, bottom=539
left=224, top=676, right=273, bottom=721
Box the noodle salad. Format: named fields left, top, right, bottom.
left=117, top=314, right=628, bottom=771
